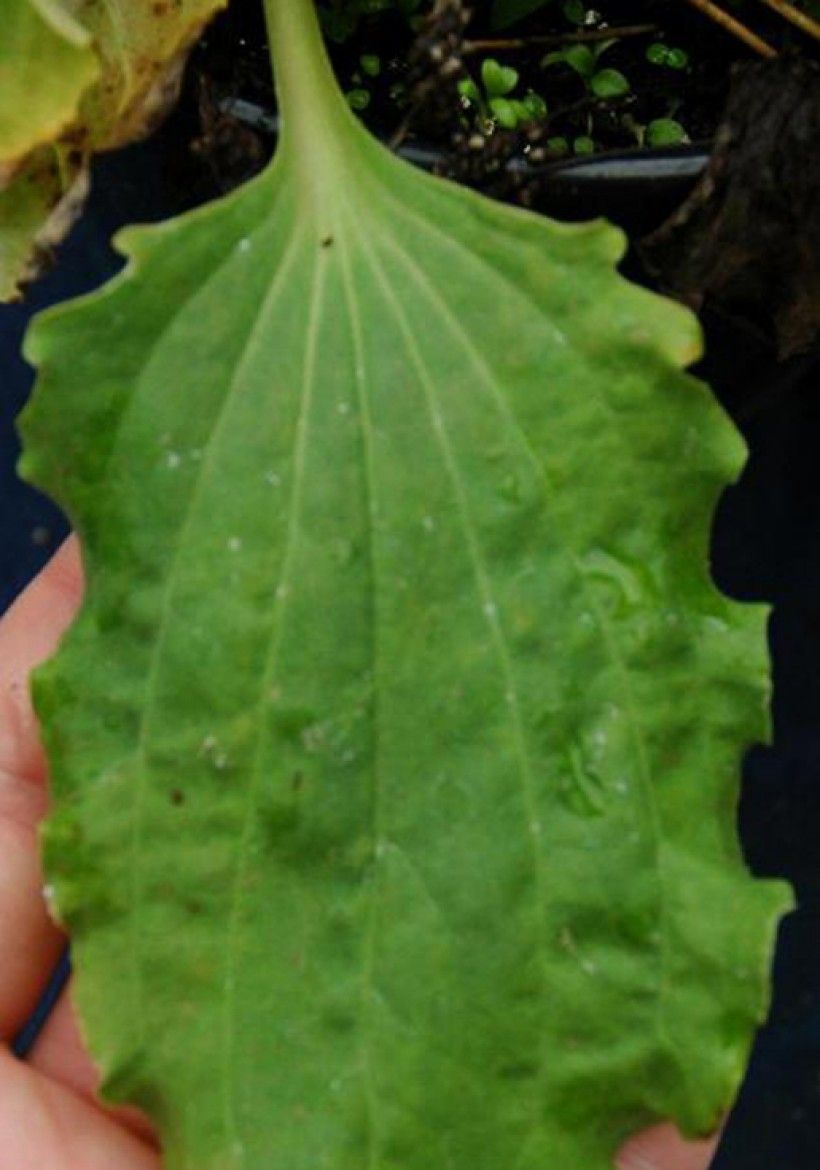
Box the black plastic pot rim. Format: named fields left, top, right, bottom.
left=220, top=95, right=711, bottom=192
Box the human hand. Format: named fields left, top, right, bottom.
left=0, top=540, right=718, bottom=1170
left=0, top=537, right=160, bottom=1169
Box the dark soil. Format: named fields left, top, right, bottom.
left=161, top=0, right=820, bottom=209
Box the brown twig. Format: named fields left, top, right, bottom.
left=757, top=0, right=820, bottom=45
left=681, top=0, right=778, bottom=57
left=463, top=24, right=658, bottom=54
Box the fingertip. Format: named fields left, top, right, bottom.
left=44, top=535, right=84, bottom=610
left=0, top=1046, right=161, bottom=1170
left=0, top=535, right=84, bottom=686
left=0, top=536, right=84, bottom=786
left=616, top=1123, right=719, bottom=1170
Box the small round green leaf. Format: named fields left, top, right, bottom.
left=458, top=76, right=481, bottom=104
left=521, top=90, right=548, bottom=120
left=482, top=57, right=519, bottom=97
left=646, top=42, right=670, bottom=65
left=359, top=53, right=381, bottom=77
left=590, top=68, right=630, bottom=98
left=646, top=117, right=688, bottom=147
left=346, top=87, right=371, bottom=111
left=490, top=96, right=520, bottom=128
left=563, top=0, right=587, bottom=24
left=563, top=43, right=595, bottom=78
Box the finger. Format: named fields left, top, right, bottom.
left=0, top=535, right=84, bottom=782
left=28, top=989, right=158, bottom=1146
left=0, top=537, right=84, bottom=1038
left=617, top=1123, right=719, bottom=1170
left=0, top=1045, right=160, bottom=1170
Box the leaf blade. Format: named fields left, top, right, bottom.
left=20, top=4, right=788, bottom=1165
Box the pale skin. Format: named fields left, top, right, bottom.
left=0, top=538, right=718, bottom=1170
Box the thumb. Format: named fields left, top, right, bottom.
left=616, top=1123, right=719, bottom=1170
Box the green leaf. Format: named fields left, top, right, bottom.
left=359, top=52, right=381, bottom=77
left=666, top=47, right=690, bottom=70
left=0, top=0, right=97, bottom=162
left=457, top=76, right=481, bottom=104
left=489, top=96, right=520, bottom=129
left=646, top=43, right=689, bottom=70
left=646, top=118, right=689, bottom=148
left=646, top=42, right=668, bottom=65
left=491, top=0, right=553, bottom=30
left=21, top=0, right=787, bottom=1167
left=481, top=57, right=520, bottom=98
left=562, top=43, right=595, bottom=78
left=521, top=90, right=548, bottom=120
left=346, top=86, right=371, bottom=110
left=0, top=0, right=227, bottom=300
left=563, top=0, right=586, bottom=23
left=590, top=67, right=631, bottom=98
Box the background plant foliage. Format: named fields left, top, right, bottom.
left=13, top=0, right=788, bottom=1167
left=0, top=0, right=228, bottom=300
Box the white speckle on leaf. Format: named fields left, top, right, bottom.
left=199, top=735, right=229, bottom=770
left=165, top=451, right=181, bottom=469
left=483, top=601, right=497, bottom=620
left=422, top=515, right=435, bottom=533
left=237, top=237, right=251, bottom=253
left=276, top=584, right=289, bottom=600
left=301, top=724, right=324, bottom=753
left=559, top=927, right=578, bottom=954
left=265, top=470, right=281, bottom=487
left=337, top=401, right=351, bottom=415
left=227, top=536, right=242, bottom=553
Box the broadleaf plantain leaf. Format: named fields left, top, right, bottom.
left=0, top=0, right=226, bottom=300
left=21, top=1, right=788, bottom=1166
